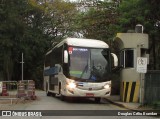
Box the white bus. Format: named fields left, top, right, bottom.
left=44, top=38, right=118, bottom=102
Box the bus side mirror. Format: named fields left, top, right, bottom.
left=64, top=50, right=68, bottom=63
left=111, top=53, right=118, bottom=67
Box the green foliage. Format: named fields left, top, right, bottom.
left=0, top=0, right=51, bottom=83
left=117, top=0, right=160, bottom=34
left=73, top=1, right=118, bottom=44
left=0, top=0, right=78, bottom=88
left=117, top=0, right=145, bottom=31
left=117, top=0, right=160, bottom=69
left=42, top=0, right=77, bottom=41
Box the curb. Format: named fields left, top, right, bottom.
left=104, top=98, right=131, bottom=110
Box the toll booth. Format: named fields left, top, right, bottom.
left=114, top=32, right=149, bottom=103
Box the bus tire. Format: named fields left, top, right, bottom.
left=47, top=91, right=51, bottom=96
left=46, top=83, right=51, bottom=96
left=60, top=95, right=65, bottom=101
left=52, top=93, right=56, bottom=97
left=95, top=97, right=101, bottom=103
left=59, top=83, right=65, bottom=101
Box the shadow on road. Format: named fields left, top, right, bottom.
left=55, top=96, right=110, bottom=104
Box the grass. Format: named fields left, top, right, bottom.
left=153, top=101, right=160, bottom=109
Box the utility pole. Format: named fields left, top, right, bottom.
left=20, top=53, right=24, bottom=81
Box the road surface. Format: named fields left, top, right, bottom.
left=0, top=90, right=157, bottom=119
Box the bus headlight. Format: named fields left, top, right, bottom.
left=104, top=84, right=110, bottom=89
left=68, top=82, right=76, bottom=89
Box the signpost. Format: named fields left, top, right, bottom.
left=20, top=53, right=24, bottom=81
left=137, top=57, right=147, bottom=105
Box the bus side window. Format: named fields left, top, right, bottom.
left=51, top=45, right=63, bottom=67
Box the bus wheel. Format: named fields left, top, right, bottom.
left=59, top=83, right=65, bottom=101
left=47, top=91, right=51, bottom=96
left=52, top=93, right=56, bottom=97
left=95, top=97, right=101, bottom=103
left=60, top=95, right=65, bottom=101
left=46, top=83, right=51, bottom=96
left=46, top=91, right=51, bottom=96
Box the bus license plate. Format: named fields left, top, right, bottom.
left=86, top=93, right=94, bottom=97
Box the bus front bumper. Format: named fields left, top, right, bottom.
left=63, top=87, right=111, bottom=98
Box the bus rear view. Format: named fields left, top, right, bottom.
left=44, top=38, right=117, bottom=103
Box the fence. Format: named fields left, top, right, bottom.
left=144, top=70, right=160, bottom=104
left=0, top=80, right=36, bottom=104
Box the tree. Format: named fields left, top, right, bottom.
left=73, top=0, right=118, bottom=44
left=0, top=0, right=51, bottom=84
left=0, top=0, right=26, bottom=80
left=0, top=0, right=78, bottom=89
left=117, top=0, right=160, bottom=69
left=41, top=0, right=78, bottom=41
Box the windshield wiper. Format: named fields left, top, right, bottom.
left=80, top=59, right=89, bottom=79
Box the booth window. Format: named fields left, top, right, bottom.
left=120, top=49, right=134, bottom=68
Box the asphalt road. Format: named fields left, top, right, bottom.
left=0, top=90, right=157, bottom=119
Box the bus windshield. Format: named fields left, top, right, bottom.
left=69, top=47, right=111, bottom=82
